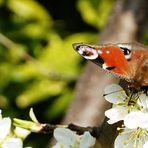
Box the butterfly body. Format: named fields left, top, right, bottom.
left=72, top=42, right=148, bottom=92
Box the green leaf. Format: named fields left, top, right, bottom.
left=39, top=32, right=97, bottom=78
left=16, top=79, right=65, bottom=108
left=77, top=0, right=113, bottom=29
left=7, top=0, right=52, bottom=25
left=45, top=89, right=73, bottom=120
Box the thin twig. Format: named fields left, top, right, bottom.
left=13, top=117, right=102, bottom=138
left=39, top=123, right=102, bottom=138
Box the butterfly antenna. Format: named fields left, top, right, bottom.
left=103, top=89, right=123, bottom=97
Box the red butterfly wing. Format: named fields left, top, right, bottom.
left=73, top=43, right=130, bottom=80
left=72, top=42, right=148, bottom=89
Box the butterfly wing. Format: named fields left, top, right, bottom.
left=127, top=49, right=148, bottom=87
left=72, top=43, right=130, bottom=81
left=73, top=42, right=148, bottom=89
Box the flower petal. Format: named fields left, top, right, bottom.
left=104, top=84, right=126, bottom=104
left=143, top=141, right=148, bottom=148
left=105, top=107, right=128, bottom=124
left=124, top=111, right=148, bottom=129
left=138, top=93, right=148, bottom=109
left=115, top=133, right=137, bottom=148
left=0, top=117, right=11, bottom=141
left=2, top=138, right=23, bottom=148
left=14, top=127, right=30, bottom=139
left=53, top=128, right=76, bottom=146
left=52, top=143, right=69, bottom=148
left=0, top=110, right=2, bottom=120
left=80, top=132, right=96, bottom=148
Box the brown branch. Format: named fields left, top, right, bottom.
left=39, top=123, right=102, bottom=138
left=14, top=117, right=102, bottom=138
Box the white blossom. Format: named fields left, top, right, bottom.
left=2, top=138, right=23, bottom=148
left=105, top=106, right=128, bottom=124
left=104, top=84, right=145, bottom=124
left=53, top=128, right=77, bottom=147
left=137, top=93, right=148, bottom=112
left=104, top=84, right=148, bottom=147
left=80, top=132, right=96, bottom=148
left=0, top=117, right=11, bottom=141
left=124, top=111, right=148, bottom=129
left=14, top=127, right=30, bottom=139
left=115, top=110, right=148, bottom=148
left=0, top=109, right=23, bottom=148
left=143, top=141, right=148, bottom=148
left=53, top=128, right=96, bottom=148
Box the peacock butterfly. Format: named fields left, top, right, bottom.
left=72, top=42, right=148, bottom=92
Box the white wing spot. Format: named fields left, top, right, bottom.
left=102, top=63, right=108, bottom=69
left=98, top=50, right=102, bottom=54
left=106, top=50, right=110, bottom=54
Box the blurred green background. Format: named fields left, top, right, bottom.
left=3, top=0, right=147, bottom=147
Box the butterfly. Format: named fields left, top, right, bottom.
left=72, top=42, right=148, bottom=93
